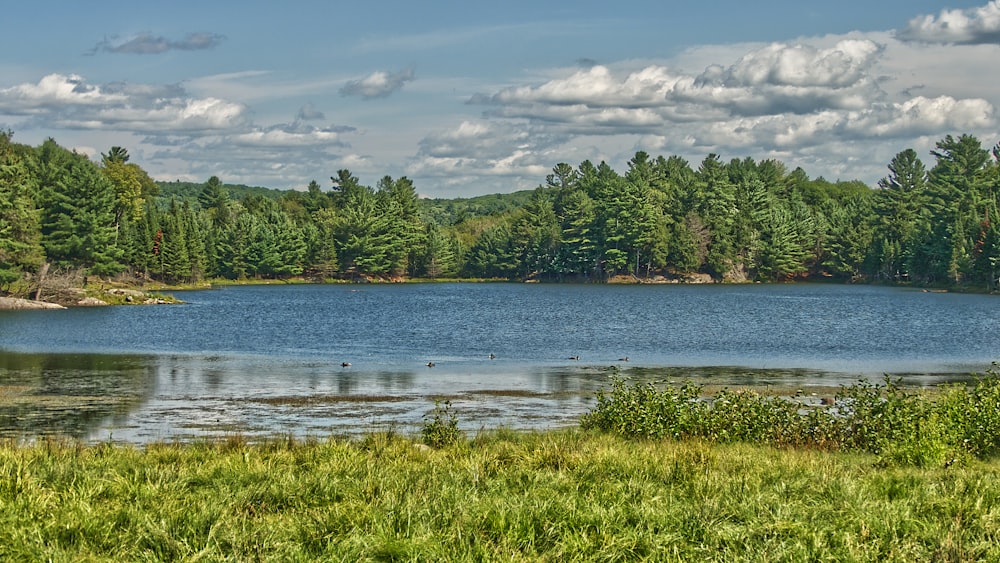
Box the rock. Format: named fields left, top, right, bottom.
left=76, top=297, right=109, bottom=306
left=0, top=296, right=66, bottom=310
left=683, top=273, right=715, bottom=284
left=106, top=288, right=147, bottom=298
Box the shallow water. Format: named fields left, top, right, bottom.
left=1, top=283, right=996, bottom=443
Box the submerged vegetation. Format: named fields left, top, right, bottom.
left=3, top=130, right=1000, bottom=299
left=2, top=372, right=1000, bottom=560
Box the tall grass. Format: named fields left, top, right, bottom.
left=582, top=365, right=1000, bottom=467
left=3, top=368, right=1000, bottom=560
left=2, top=432, right=1000, bottom=561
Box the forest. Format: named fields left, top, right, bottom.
left=1, top=130, right=999, bottom=296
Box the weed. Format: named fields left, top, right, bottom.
left=421, top=400, right=463, bottom=448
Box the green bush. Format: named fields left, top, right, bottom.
left=582, top=365, right=1000, bottom=466
left=421, top=400, right=463, bottom=448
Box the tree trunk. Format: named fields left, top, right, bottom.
left=34, top=262, right=50, bottom=301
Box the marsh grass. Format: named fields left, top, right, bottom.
left=2, top=432, right=1000, bottom=561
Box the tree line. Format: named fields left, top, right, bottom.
left=1, top=130, right=999, bottom=295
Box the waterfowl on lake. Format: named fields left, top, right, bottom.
left=618, top=356, right=629, bottom=362
left=426, top=361, right=435, bottom=367
left=569, top=355, right=579, bottom=361
left=489, top=353, right=496, bottom=360
left=341, top=362, right=352, bottom=367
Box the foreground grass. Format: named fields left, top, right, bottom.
left=2, top=431, right=999, bottom=561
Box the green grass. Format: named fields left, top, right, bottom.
left=4, top=371, right=1000, bottom=560
left=2, top=431, right=999, bottom=561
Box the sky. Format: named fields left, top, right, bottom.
left=2, top=1, right=999, bottom=198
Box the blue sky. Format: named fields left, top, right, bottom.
left=2, top=1, right=998, bottom=197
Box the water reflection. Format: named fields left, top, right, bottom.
left=1, top=349, right=984, bottom=445
left=0, top=352, right=155, bottom=440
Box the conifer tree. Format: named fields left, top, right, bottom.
left=35, top=139, right=121, bottom=276
left=0, top=131, right=43, bottom=291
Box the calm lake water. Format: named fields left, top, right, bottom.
left=1, top=283, right=997, bottom=443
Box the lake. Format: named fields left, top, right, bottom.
left=1, top=282, right=997, bottom=443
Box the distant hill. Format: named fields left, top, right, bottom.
left=156, top=181, right=286, bottom=205
left=156, top=179, right=534, bottom=224
left=418, top=189, right=536, bottom=225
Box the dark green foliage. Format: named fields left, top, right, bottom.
left=160, top=179, right=283, bottom=205
left=3, top=133, right=1000, bottom=288
left=35, top=139, right=121, bottom=276
left=0, top=132, right=43, bottom=290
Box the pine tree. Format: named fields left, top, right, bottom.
left=0, top=131, right=43, bottom=290
left=35, top=139, right=121, bottom=276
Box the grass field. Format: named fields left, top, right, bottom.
left=4, top=373, right=1000, bottom=561
left=2, top=429, right=999, bottom=561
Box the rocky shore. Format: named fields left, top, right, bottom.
left=0, top=289, right=177, bottom=310
left=0, top=297, right=67, bottom=310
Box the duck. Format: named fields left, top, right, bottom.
left=618, top=356, right=629, bottom=362
left=569, top=355, right=580, bottom=361
left=426, top=361, right=436, bottom=367
left=489, top=353, right=496, bottom=360
left=341, top=362, right=352, bottom=367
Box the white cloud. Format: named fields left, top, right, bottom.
left=410, top=120, right=558, bottom=187
left=482, top=65, right=683, bottom=108
left=0, top=73, right=249, bottom=133
left=455, top=32, right=997, bottom=189
left=0, top=74, right=126, bottom=111
left=340, top=68, right=415, bottom=99
left=230, top=124, right=349, bottom=148
left=898, top=1, right=1000, bottom=45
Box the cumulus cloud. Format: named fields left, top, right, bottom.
left=230, top=122, right=353, bottom=148
left=478, top=40, right=885, bottom=119
left=714, top=39, right=883, bottom=88
left=437, top=29, right=1000, bottom=192
left=411, top=120, right=555, bottom=181
left=468, top=37, right=996, bottom=149
left=0, top=71, right=369, bottom=190
left=340, top=68, right=415, bottom=99
left=88, top=32, right=226, bottom=55
left=898, top=1, right=1000, bottom=45
left=0, top=73, right=248, bottom=133
left=0, top=73, right=127, bottom=111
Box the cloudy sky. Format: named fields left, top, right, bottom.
left=2, top=1, right=998, bottom=197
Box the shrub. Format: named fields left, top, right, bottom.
left=421, top=400, right=463, bottom=448
left=582, top=366, right=1000, bottom=466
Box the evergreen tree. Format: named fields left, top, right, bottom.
left=510, top=188, right=559, bottom=279
left=100, top=146, right=157, bottom=231
left=157, top=200, right=191, bottom=283
left=694, top=154, right=737, bottom=278
left=198, top=176, right=231, bottom=228
left=554, top=186, right=597, bottom=278
left=874, top=149, right=928, bottom=281
left=35, top=139, right=121, bottom=276
left=0, top=131, right=43, bottom=290
left=921, top=135, right=992, bottom=283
